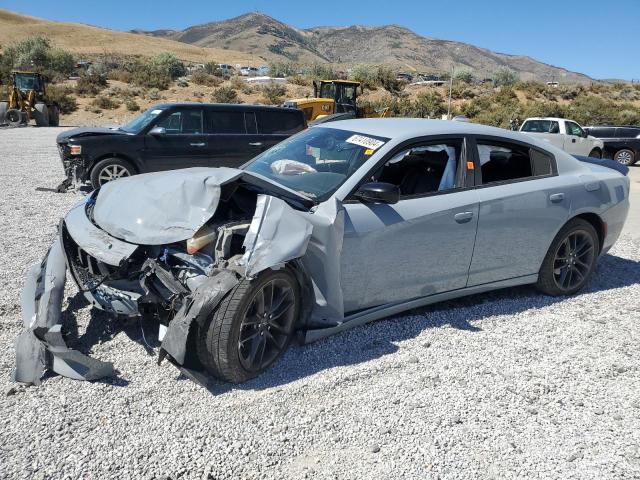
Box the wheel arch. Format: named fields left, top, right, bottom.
left=88, top=153, right=140, bottom=176
left=570, top=212, right=605, bottom=253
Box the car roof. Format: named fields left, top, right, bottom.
left=523, top=117, right=569, bottom=122
left=585, top=125, right=640, bottom=129
left=152, top=103, right=301, bottom=113
left=315, top=118, right=539, bottom=143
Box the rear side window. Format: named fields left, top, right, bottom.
left=478, top=141, right=553, bottom=184
left=206, top=110, right=246, bottom=134
left=257, top=111, right=304, bottom=134
left=617, top=127, right=640, bottom=138
left=589, top=127, right=616, bottom=138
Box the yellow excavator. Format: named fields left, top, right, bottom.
left=0, top=71, right=60, bottom=127
left=284, top=79, right=389, bottom=123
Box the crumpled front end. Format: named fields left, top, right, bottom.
left=14, top=167, right=345, bottom=386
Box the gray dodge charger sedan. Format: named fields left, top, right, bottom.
left=14, top=119, right=630, bottom=385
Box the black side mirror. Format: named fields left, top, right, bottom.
left=354, top=182, right=400, bottom=204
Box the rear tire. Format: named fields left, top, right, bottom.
left=536, top=218, right=599, bottom=296
left=588, top=148, right=602, bottom=159
left=34, top=103, right=49, bottom=127
left=90, top=157, right=135, bottom=188
left=196, top=268, right=300, bottom=383
left=614, top=149, right=635, bottom=165
left=5, top=108, right=25, bottom=127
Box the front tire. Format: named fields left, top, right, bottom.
left=536, top=218, right=599, bottom=296
left=90, top=157, right=134, bottom=188
left=614, top=149, right=635, bottom=165
left=588, top=148, right=602, bottom=159
left=196, top=269, right=300, bottom=383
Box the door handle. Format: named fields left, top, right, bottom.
left=190, top=142, right=206, bottom=147
left=249, top=142, right=263, bottom=146
left=454, top=212, right=474, bottom=224
left=549, top=193, right=565, bottom=203
left=571, top=138, right=576, bottom=143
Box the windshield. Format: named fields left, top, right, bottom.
left=244, top=127, right=389, bottom=201
left=120, top=107, right=164, bottom=133
left=15, top=74, right=41, bottom=91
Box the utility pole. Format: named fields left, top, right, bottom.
left=447, top=65, right=454, bottom=120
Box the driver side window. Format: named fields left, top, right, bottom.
left=374, top=142, right=460, bottom=198
left=566, top=121, right=584, bottom=137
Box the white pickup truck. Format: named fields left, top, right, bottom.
left=520, top=117, right=604, bottom=158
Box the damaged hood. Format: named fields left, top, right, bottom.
left=93, top=167, right=243, bottom=245
left=56, top=127, right=128, bottom=143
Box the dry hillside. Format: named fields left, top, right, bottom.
left=138, top=12, right=591, bottom=83
left=0, top=9, right=259, bottom=64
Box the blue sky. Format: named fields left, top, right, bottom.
left=1, top=0, right=637, bottom=80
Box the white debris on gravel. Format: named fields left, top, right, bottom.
left=1, top=127, right=640, bottom=480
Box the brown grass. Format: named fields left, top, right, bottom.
left=0, top=9, right=260, bottom=64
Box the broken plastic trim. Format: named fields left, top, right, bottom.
left=13, top=237, right=114, bottom=385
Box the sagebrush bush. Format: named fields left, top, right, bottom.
left=75, top=73, right=107, bottom=96
left=261, top=83, right=287, bottom=105
left=212, top=86, right=240, bottom=103
left=131, top=63, right=170, bottom=90
left=125, top=99, right=140, bottom=112
left=108, top=69, right=132, bottom=83
left=191, top=70, right=222, bottom=87
left=47, top=85, right=78, bottom=114
left=92, top=95, right=120, bottom=110
left=493, top=67, right=519, bottom=87
left=288, top=75, right=311, bottom=86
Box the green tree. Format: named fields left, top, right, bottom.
left=493, top=67, right=519, bottom=87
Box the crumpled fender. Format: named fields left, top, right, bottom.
left=13, top=237, right=114, bottom=385
left=242, top=194, right=345, bottom=321
left=159, top=269, right=240, bottom=365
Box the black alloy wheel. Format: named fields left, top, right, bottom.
left=552, top=230, right=596, bottom=291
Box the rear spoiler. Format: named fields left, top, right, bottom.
left=573, top=155, right=629, bottom=176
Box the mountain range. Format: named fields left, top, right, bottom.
left=134, top=12, right=591, bottom=82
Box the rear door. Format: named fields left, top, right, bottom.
left=204, top=108, right=253, bottom=168
left=256, top=110, right=306, bottom=151
left=467, top=137, right=570, bottom=286
left=142, top=107, right=207, bottom=171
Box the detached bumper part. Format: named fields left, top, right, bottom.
left=13, top=237, right=114, bottom=385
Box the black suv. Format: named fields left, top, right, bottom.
left=56, top=103, right=306, bottom=189
left=583, top=125, right=640, bottom=165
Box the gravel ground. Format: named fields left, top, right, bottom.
left=1, top=127, right=640, bottom=480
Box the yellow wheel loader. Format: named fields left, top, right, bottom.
left=0, top=71, right=60, bottom=127
left=284, top=79, right=389, bottom=123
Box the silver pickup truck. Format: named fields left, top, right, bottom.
left=520, top=117, right=604, bottom=158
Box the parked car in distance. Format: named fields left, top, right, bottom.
left=56, top=103, right=306, bottom=189
left=583, top=125, right=640, bottom=165
left=520, top=117, right=604, bottom=158
left=18, top=119, right=629, bottom=385
left=239, top=66, right=259, bottom=77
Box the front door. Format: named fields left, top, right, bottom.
left=564, top=121, right=590, bottom=156
left=143, top=108, right=208, bottom=171
left=339, top=138, right=479, bottom=313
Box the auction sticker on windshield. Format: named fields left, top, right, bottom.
left=346, top=134, right=385, bottom=150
